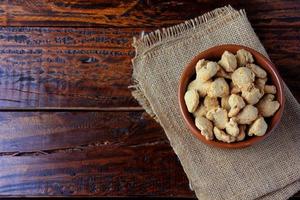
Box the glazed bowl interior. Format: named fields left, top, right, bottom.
left=178, top=44, right=285, bottom=149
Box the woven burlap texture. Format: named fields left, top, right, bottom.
left=131, top=6, right=300, bottom=200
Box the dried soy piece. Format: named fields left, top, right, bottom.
left=248, top=117, right=268, bottom=136
left=236, top=49, right=254, bottom=66
left=218, top=51, right=237, bottom=72
left=195, top=116, right=214, bottom=140
left=228, top=94, right=245, bottom=117
left=241, top=84, right=263, bottom=105
left=184, top=90, right=199, bottom=113
left=231, top=67, right=255, bottom=90
left=256, top=94, right=280, bottom=117
left=225, top=118, right=239, bottom=137
left=196, top=61, right=219, bottom=82
left=207, top=78, right=229, bottom=98
left=214, top=127, right=236, bottom=143
left=236, top=105, right=258, bottom=125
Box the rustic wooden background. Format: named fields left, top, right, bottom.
left=0, top=0, right=299, bottom=198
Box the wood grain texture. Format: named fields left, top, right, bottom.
left=0, top=146, right=191, bottom=197
left=0, top=27, right=137, bottom=108
left=0, top=145, right=191, bottom=196
left=0, top=111, right=193, bottom=197
left=0, top=111, right=297, bottom=198
left=0, top=0, right=299, bottom=27
left=0, top=111, right=164, bottom=153
left=0, top=26, right=299, bottom=108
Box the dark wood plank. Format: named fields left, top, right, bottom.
left=0, top=27, right=138, bottom=108
left=0, top=26, right=299, bottom=108
left=0, top=111, right=164, bottom=153
left=0, top=0, right=299, bottom=27
left=0, top=144, right=193, bottom=197
left=0, top=111, right=298, bottom=197
left=0, top=27, right=136, bottom=48
left=0, top=111, right=193, bottom=197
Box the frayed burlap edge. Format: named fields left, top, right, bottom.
left=130, top=5, right=246, bottom=122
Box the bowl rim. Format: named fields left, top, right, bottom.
left=178, top=44, right=285, bottom=149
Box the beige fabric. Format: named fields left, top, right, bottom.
left=131, top=6, right=300, bottom=200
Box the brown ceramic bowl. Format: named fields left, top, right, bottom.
left=178, top=44, right=285, bottom=149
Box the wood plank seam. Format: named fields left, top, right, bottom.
left=0, top=140, right=169, bottom=157
left=0, top=107, right=144, bottom=111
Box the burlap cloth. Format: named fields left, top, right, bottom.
left=131, top=6, right=300, bottom=200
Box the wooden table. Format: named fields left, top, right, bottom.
left=0, top=0, right=299, bottom=199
